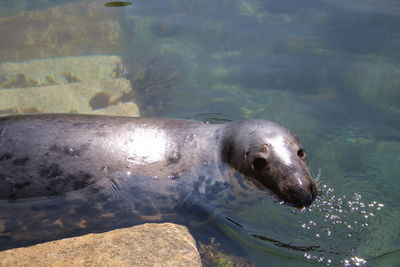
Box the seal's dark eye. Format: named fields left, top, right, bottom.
left=252, top=157, right=268, bottom=171
left=297, top=149, right=306, bottom=159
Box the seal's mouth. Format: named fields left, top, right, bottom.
left=281, top=181, right=318, bottom=208
left=246, top=175, right=318, bottom=208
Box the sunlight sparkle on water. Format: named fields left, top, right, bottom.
left=298, top=183, right=384, bottom=265
left=343, top=257, right=367, bottom=266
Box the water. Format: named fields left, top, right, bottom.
left=0, top=0, right=399, bottom=266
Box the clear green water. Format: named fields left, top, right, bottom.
left=0, top=0, right=399, bottom=266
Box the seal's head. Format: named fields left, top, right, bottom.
left=223, top=119, right=317, bottom=207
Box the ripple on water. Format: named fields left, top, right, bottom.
left=225, top=181, right=385, bottom=266
left=298, top=183, right=384, bottom=265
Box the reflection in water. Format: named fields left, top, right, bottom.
left=251, top=234, right=321, bottom=253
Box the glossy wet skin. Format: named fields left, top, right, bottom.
left=0, top=115, right=317, bottom=207
left=222, top=119, right=317, bottom=207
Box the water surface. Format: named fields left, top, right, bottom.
left=0, top=0, right=399, bottom=266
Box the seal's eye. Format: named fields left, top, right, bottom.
left=297, top=149, right=306, bottom=159
left=252, top=157, right=268, bottom=171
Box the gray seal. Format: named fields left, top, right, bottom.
left=0, top=114, right=317, bottom=207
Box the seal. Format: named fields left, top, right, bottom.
left=0, top=114, right=318, bottom=250
left=0, top=114, right=317, bottom=207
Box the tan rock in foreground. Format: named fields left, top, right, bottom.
left=0, top=223, right=202, bottom=267
left=0, top=78, right=138, bottom=115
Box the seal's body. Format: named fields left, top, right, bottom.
left=0, top=114, right=317, bottom=250
left=0, top=114, right=316, bottom=205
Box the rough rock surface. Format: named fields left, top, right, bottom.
left=0, top=1, right=125, bottom=62
left=0, top=223, right=202, bottom=267
left=0, top=78, right=138, bottom=116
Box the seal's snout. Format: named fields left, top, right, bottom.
left=288, top=181, right=317, bottom=207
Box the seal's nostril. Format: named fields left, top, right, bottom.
left=287, top=185, right=316, bottom=207
left=309, top=183, right=317, bottom=199
left=296, top=183, right=317, bottom=207
left=301, top=192, right=314, bottom=207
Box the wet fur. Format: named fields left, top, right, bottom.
left=0, top=114, right=316, bottom=250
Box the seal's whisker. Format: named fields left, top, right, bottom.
left=314, top=168, right=322, bottom=182
left=99, top=178, right=122, bottom=200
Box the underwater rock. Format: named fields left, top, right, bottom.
left=93, top=102, right=140, bottom=117
left=0, top=223, right=202, bottom=267
left=372, top=141, right=400, bottom=202
left=0, top=56, right=126, bottom=89
left=0, top=78, right=138, bottom=116
left=346, top=59, right=400, bottom=114
left=0, top=0, right=126, bottom=62
left=125, top=55, right=180, bottom=115
left=198, top=238, right=254, bottom=267
left=234, top=88, right=319, bottom=140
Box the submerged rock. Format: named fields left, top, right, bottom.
left=0, top=55, right=140, bottom=117
left=0, top=223, right=202, bottom=267
left=0, top=78, right=139, bottom=116
left=198, top=238, right=254, bottom=267
left=346, top=59, right=400, bottom=114
left=93, top=102, right=140, bottom=117
left=0, top=0, right=126, bottom=62
left=0, top=56, right=126, bottom=89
